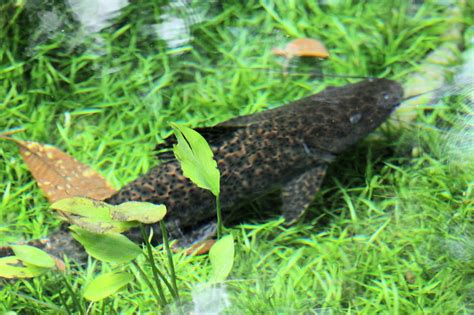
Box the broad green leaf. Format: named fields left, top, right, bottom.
left=171, top=124, right=220, bottom=196
left=51, top=197, right=112, bottom=221
left=83, top=272, right=134, bottom=302
left=22, top=262, right=50, bottom=276
left=11, top=245, right=55, bottom=269
left=209, top=234, right=234, bottom=283
left=0, top=256, right=49, bottom=279
left=70, top=226, right=142, bottom=264
left=111, top=202, right=167, bottom=224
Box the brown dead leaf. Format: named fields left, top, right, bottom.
left=2, top=136, right=116, bottom=202
left=405, top=270, right=416, bottom=284
left=172, top=239, right=216, bottom=256
left=272, top=38, right=329, bottom=59
left=51, top=255, right=66, bottom=273
left=185, top=239, right=216, bottom=256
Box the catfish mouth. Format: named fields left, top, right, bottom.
left=374, top=79, right=404, bottom=109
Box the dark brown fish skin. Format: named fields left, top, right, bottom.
left=105, top=78, right=403, bottom=239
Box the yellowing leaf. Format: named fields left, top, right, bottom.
left=83, top=272, right=134, bottom=302
left=51, top=197, right=136, bottom=233
left=1, top=137, right=116, bottom=202
left=171, top=124, right=220, bottom=196
left=0, top=256, right=49, bottom=279
left=66, top=216, right=138, bottom=234
left=51, top=197, right=112, bottom=220
left=10, top=245, right=55, bottom=269
left=110, top=202, right=167, bottom=224
left=52, top=197, right=155, bottom=233
left=209, top=234, right=234, bottom=283
left=70, top=226, right=142, bottom=264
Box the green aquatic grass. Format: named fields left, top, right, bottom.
left=1, top=0, right=473, bottom=313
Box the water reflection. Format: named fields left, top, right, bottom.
left=154, top=15, right=190, bottom=49
left=153, top=1, right=209, bottom=51
left=26, top=6, right=65, bottom=55
left=26, top=0, right=211, bottom=56
left=37, top=10, right=63, bottom=35
left=67, top=0, right=128, bottom=34
left=66, top=0, right=128, bottom=55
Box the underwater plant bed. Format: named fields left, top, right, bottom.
left=1, top=1, right=473, bottom=313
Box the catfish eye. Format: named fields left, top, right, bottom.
left=350, top=113, right=362, bottom=124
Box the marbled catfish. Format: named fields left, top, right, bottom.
left=0, top=78, right=404, bottom=259
left=102, top=78, right=403, bottom=243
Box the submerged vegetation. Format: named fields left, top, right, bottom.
left=1, top=0, right=473, bottom=313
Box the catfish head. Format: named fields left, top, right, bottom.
left=300, top=78, right=404, bottom=154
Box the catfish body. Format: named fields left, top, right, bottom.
left=105, top=78, right=403, bottom=241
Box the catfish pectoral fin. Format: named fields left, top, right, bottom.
left=281, top=164, right=327, bottom=224
left=173, top=219, right=217, bottom=248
